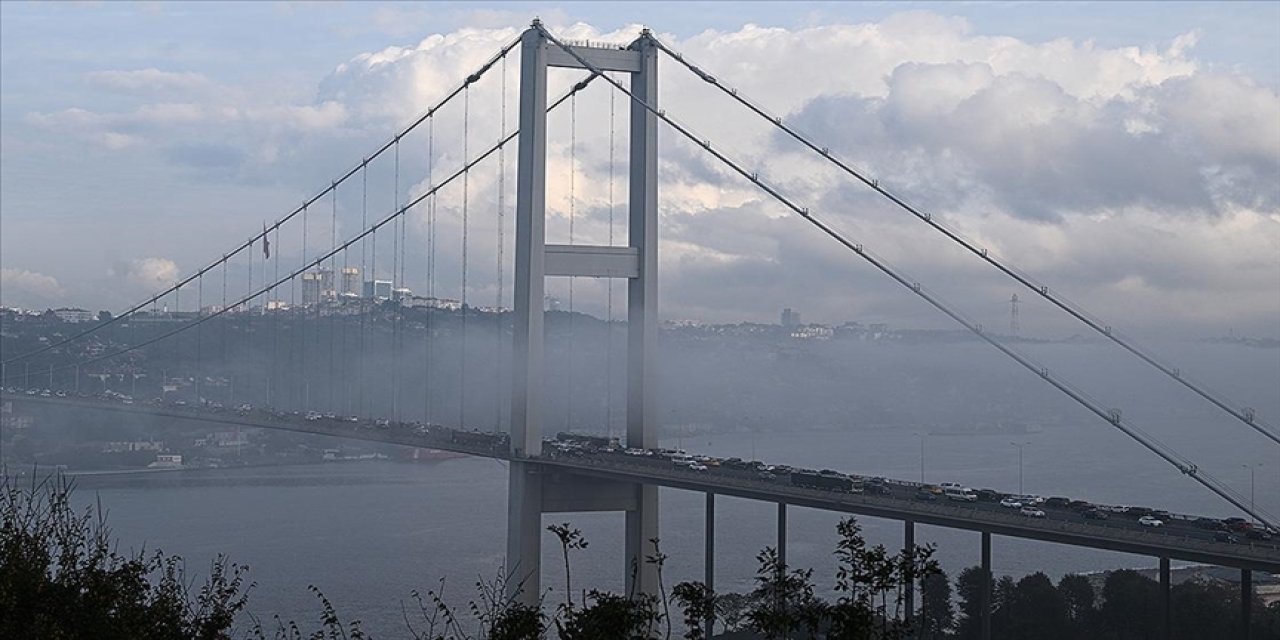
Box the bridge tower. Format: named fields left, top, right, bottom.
left=507, top=22, right=661, bottom=603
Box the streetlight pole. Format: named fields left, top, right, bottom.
left=1011, top=441, right=1031, bottom=495
left=1243, top=463, right=1263, bottom=522
left=914, top=433, right=926, bottom=484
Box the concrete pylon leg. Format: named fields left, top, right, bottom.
left=625, top=485, right=660, bottom=597
left=507, top=461, right=542, bottom=604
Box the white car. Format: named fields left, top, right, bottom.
left=1000, top=497, right=1023, bottom=509
left=1138, top=515, right=1164, bottom=527
left=1020, top=506, right=1046, bottom=518
left=689, top=463, right=708, bottom=472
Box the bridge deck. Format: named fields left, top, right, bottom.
left=5, top=393, right=1278, bottom=573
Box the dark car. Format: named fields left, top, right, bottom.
left=1244, top=528, right=1273, bottom=541
left=1083, top=508, right=1109, bottom=520
left=1195, top=517, right=1225, bottom=530
left=915, top=489, right=939, bottom=502
left=1214, top=531, right=1239, bottom=544
left=1223, top=517, right=1253, bottom=532
left=1067, top=500, right=1094, bottom=512
left=864, top=483, right=890, bottom=496
left=974, top=489, right=1002, bottom=502
left=1044, top=497, right=1071, bottom=508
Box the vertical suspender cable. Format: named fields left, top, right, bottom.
left=359, top=164, right=369, bottom=416
left=426, top=118, right=436, bottom=425
left=606, top=80, right=616, bottom=437
left=496, top=54, right=507, bottom=431
left=460, top=85, right=471, bottom=428
left=221, top=257, right=228, bottom=405
left=566, top=92, right=577, bottom=430
left=300, top=204, right=308, bottom=407
left=196, top=273, right=203, bottom=404
left=271, top=224, right=280, bottom=407
left=392, top=139, right=401, bottom=421
left=330, top=184, right=338, bottom=413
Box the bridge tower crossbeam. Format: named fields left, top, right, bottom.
left=507, top=22, right=660, bottom=604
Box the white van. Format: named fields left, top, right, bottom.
left=944, top=486, right=978, bottom=502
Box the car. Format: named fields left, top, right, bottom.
left=1020, top=506, right=1046, bottom=518
left=1244, top=528, right=1273, bottom=541
left=1000, top=497, right=1023, bottom=509
left=689, top=463, right=708, bottom=472
left=915, top=489, right=938, bottom=502
left=974, top=489, right=1002, bottom=502
left=1214, top=531, right=1239, bottom=543
left=1083, top=508, right=1109, bottom=520
left=1223, top=517, right=1253, bottom=532
left=1195, top=517, right=1225, bottom=530
left=1043, top=497, right=1071, bottom=508
left=1138, top=516, right=1164, bottom=527
left=757, top=471, right=777, bottom=481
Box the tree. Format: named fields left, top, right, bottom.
left=1098, top=569, right=1160, bottom=639
left=716, top=592, right=750, bottom=633
left=1057, top=573, right=1094, bottom=635
left=746, top=546, right=826, bottom=639
left=826, top=517, right=940, bottom=640
left=0, top=473, right=251, bottom=640
left=671, top=581, right=716, bottom=640
left=954, top=566, right=989, bottom=640
left=918, top=570, right=954, bottom=639
left=1007, top=573, right=1069, bottom=640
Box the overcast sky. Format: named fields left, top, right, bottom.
left=2, top=2, right=1277, bottom=338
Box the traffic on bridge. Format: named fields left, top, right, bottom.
left=7, top=386, right=1277, bottom=573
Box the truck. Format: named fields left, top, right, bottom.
left=791, top=470, right=854, bottom=492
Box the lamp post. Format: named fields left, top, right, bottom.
left=1243, top=463, right=1263, bottom=522
left=914, top=432, right=927, bottom=484
left=1011, top=441, right=1031, bottom=495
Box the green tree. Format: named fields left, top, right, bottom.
left=827, top=517, right=940, bottom=640
left=746, top=546, right=827, bottom=639
left=1097, top=569, right=1159, bottom=640
left=954, top=566, right=989, bottom=640
left=0, top=473, right=251, bottom=640
left=1007, top=573, right=1069, bottom=640
left=918, top=570, right=954, bottom=639
left=1056, top=573, right=1095, bottom=637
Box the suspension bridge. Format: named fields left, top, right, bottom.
left=1, top=22, right=1277, bottom=639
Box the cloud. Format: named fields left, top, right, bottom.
left=86, top=68, right=213, bottom=95
left=6, top=12, right=1278, bottom=335
left=0, top=268, right=66, bottom=305
left=110, top=258, right=180, bottom=293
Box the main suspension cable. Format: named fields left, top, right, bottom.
left=540, top=27, right=1276, bottom=527
left=651, top=37, right=1278, bottom=447
left=2, top=35, right=524, bottom=368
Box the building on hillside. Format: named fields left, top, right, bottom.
left=781, top=307, right=801, bottom=328
left=54, top=308, right=96, bottom=323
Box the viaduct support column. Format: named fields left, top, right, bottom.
left=705, top=492, right=716, bottom=639
left=1160, top=557, right=1171, bottom=640
left=1242, top=569, right=1253, bottom=640
left=904, top=520, right=916, bottom=621
left=981, top=531, right=992, bottom=640
left=777, top=503, right=788, bottom=568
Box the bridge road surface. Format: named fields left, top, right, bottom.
left=5, top=392, right=1278, bottom=574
